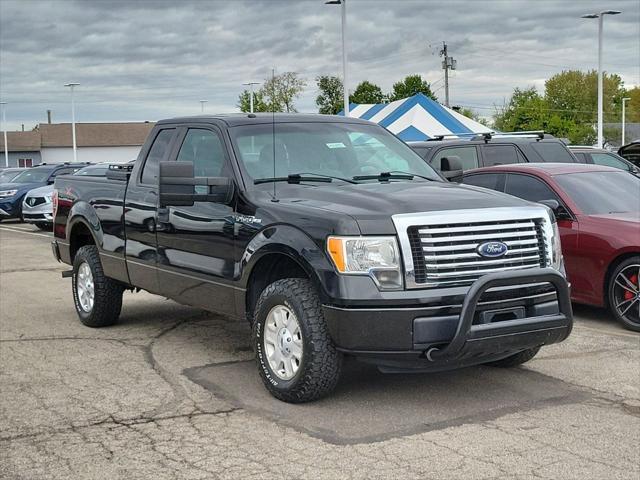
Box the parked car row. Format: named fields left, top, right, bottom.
left=0, top=162, right=110, bottom=230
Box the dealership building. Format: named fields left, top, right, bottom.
left=0, top=122, right=155, bottom=167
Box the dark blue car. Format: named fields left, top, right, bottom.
left=0, top=163, right=88, bottom=220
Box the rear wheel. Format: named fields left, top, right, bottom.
left=252, top=278, right=342, bottom=403
left=608, top=257, right=640, bottom=332
left=72, top=245, right=124, bottom=328
left=485, top=346, right=541, bottom=368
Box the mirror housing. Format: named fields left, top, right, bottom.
left=539, top=199, right=572, bottom=221
left=159, top=161, right=234, bottom=207
left=440, top=155, right=464, bottom=182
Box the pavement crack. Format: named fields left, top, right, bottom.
left=0, top=407, right=242, bottom=442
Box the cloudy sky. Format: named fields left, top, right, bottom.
left=0, top=0, right=638, bottom=130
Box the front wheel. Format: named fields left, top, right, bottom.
left=252, top=278, right=342, bottom=403
left=72, top=245, right=124, bottom=328
left=608, top=257, right=640, bottom=332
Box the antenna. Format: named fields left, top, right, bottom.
left=270, top=68, right=279, bottom=203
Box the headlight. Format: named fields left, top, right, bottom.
left=45, top=195, right=53, bottom=203
left=0, top=189, right=18, bottom=198
left=327, top=236, right=402, bottom=290
left=550, top=217, right=563, bottom=271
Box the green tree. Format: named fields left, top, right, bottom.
left=624, top=86, right=640, bottom=123
left=388, top=74, right=436, bottom=101
left=457, top=107, right=489, bottom=127
left=544, top=70, right=625, bottom=124
left=237, top=89, right=268, bottom=113
left=349, top=80, right=385, bottom=104
left=238, top=72, right=307, bottom=113
left=315, top=75, right=343, bottom=114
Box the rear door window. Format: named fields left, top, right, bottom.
left=463, top=173, right=505, bottom=191
left=589, top=153, right=631, bottom=171
left=431, top=146, right=478, bottom=171
left=531, top=142, right=575, bottom=163
left=482, top=145, right=521, bottom=166
left=572, top=152, right=589, bottom=163
left=411, top=146, right=431, bottom=159
left=504, top=173, right=561, bottom=203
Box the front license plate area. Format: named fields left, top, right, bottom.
left=478, top=306, right=526, bottom=325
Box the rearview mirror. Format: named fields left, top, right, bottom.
left=159, top=161, right=234, bottom=207
left=440, top=155, right=463, bottom=183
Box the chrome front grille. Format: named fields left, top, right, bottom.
left=393, top=207, right=553, bottom=289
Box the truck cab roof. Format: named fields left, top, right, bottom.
left=157, top=113, right=372, bottom=128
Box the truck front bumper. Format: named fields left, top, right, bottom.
left=323, top=268, right=572, bottom=371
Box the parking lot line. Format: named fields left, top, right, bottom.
left=0, top=225, right=52, bottom=239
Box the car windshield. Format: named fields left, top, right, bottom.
left=229, top=122, right=441, bottom=184
left=8, top=169, right=51, bottom=183
left=555, top=171, right=640, bottom=215
left=75, top=165, right=109, bottom=176
left=0, top=170, right=21, bottom=183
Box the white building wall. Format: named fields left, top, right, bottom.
left=40, top=146, right=141, bottom=164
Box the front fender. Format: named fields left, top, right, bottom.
left=239, top=224, right=339, bottom=302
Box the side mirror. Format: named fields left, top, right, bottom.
left=159, top=161, right=234, bottom=207
left=539, top=199, right=572, bottom=221
left=440, top=155, right=463, bottom=183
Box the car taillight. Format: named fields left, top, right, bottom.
left=52, top=189, right=58, bottom=217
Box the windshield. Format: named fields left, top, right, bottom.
left=0, top=170, right=22, bottom=183
left=8, top=169, right=51, bottom=184
left=555, top=171, right=640, bottom=215
left=75, top=165, right=109, bottom=176
left=229, top=122, right=441, bottom=184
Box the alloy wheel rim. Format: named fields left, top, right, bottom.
left=263, top=305, right=303, bottom=380
left=76, top=262, right=95, bottom=313
left=613, top=264, right=640, bottom=325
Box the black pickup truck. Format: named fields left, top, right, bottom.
left=52, top=114, right=572, bottom=403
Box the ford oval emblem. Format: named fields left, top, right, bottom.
left=477, top=241, right=508, bottom=258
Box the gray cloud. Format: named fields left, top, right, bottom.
left=0, top=0, right=638, bottom=129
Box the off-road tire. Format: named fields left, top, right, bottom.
left=72, top=245, right=124, bottom=328
left=485, top=346, right=541, bottom=368
left=252, top=278, right=342, bottom=403
left=607, top=256, right=640, bottom=332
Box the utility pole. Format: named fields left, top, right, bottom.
left=0, top=102, right=8, bottom=167
left=242, top=82, right=260, bottom=113
left=64, top=83, right=80, bottom=162
left=439, top=42, right=456, bottom=108
left=622, top=97, right=630, bottom=146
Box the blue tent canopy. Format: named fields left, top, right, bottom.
left=340, top=93, right=491, bottom=141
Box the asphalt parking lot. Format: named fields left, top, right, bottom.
left=1, top=221, right=639, bottom=480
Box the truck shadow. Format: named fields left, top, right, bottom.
left=184, top=355, right=587, bottom=445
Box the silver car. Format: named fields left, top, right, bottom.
left=22, top=184, right=54, bottom=230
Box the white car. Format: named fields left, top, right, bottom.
left=22, top=184, right=54, bottom=230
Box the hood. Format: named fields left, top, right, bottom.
left=0, top=182, right=45, bottom=195
left=588, top=212, right=640, bottom=225
left=24, top=184, right=54, bottom=198
left=251, top=180, right=533, bottom=234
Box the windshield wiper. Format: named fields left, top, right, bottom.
left=254, top=174, right=333, bottom=185
left=352, top=171, right=433, bottom=182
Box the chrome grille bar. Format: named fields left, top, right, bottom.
left=392, top=207, right=553, bottom=289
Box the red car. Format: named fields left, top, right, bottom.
left=463, top=163, right=640, bottom=331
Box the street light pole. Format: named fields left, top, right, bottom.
left=199, top=100, right=208, bottom=113
left=326, top=0, right=348, bottom=117
left=64, top=83, right=80, bottom=162
left=0, top=102, right=8, bottom=167
left=242, top=82, right=260, bottom=113
left=622, top=97, right=630, bottom=146
left=581, top=10, right=621, bottom=148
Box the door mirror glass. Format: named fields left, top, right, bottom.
left=159, top=161, right=234, bottom=207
